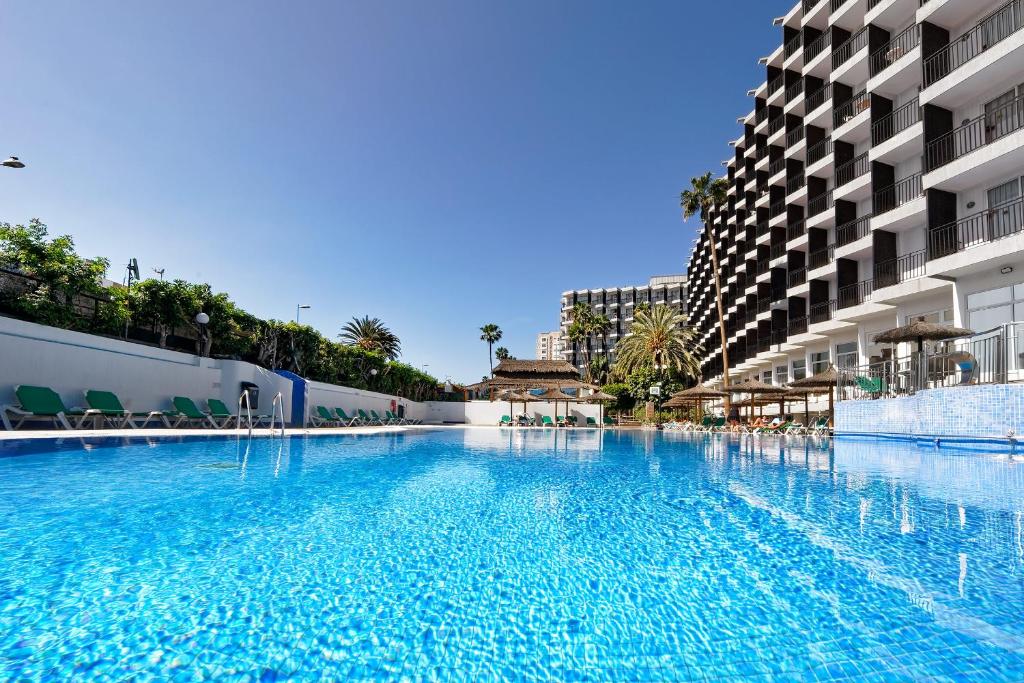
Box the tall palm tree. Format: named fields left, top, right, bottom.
left=681, top=171, right=731, bottom=410
left=480, top=323, right=502, bottom=375
left=613, top=305, right=702, bottom=378
left=495, top=346, right=512, bottom=361
left=339, top=315, right=401, bottom=360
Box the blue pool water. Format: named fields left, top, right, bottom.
left=2, top=429, right=1024, bottom=681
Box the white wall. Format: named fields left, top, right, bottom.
left=457, top=400, right=602, bottom=426
left=305, top=381, right=427, bottom=424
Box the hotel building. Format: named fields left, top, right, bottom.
left=687, top=0, right=1024, bottom=386
left=560, top=275, right=687, bottom=373
left=535, top=331, right=564, bottom=361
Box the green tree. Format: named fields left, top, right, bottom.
left=129, top=279, right=201, bottom=348
left=588, top=354, right=611, bottom=385
left=495, top=346, right=513, bottom=362
left=479, top=323, right=502, bottom=375
left=339, top=316, right=401, bottom=360
left=0, top=219, right=110, bottom=329
left=613, top=304, right=701, bottom=379
left=681, top=171, right=730, bottom=408
left=600, top=382, right=633, bottom=412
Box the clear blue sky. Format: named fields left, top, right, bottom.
left=1, top=0, right=792, bottom=383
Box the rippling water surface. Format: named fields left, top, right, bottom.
left=3, top=429, right=1024, bottom=681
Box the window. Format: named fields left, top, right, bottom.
left=986, top=176, right=1024, bottom=239
left=792, top=359, right=807, bottom=381
left=967, top=284, right=1024, bottom=331
left=761, top=371, right=772, bottom=384
left=811, top=351, right=830, bottom=375
left=836, top=342, right=858, bottom=369
left=775, top=365, right=788, bottom=385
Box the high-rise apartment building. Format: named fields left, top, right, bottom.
left=560, top=275, right=687, bottom=373
left=688, top=0, right=1024, bottom=386
left=535, top=331, right=563, bottom=360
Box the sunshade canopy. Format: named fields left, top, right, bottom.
left=787, top=366, right=838, bottom=389
left=873, top=319, right=974, bottom=345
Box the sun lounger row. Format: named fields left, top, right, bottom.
left=310, top=406, right=420, bottom=427
left=663, top=415, right=831, bottom=436
left=1, top=385, right=278, bottom=431
left=498, top=415, right=616, bottom=427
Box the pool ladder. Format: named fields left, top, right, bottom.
left=236, top=390, right=286, bottom=437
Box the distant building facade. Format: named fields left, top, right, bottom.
left=535, top=331, right=563, bottom=360
left=560, top=275, right=687, bottom=373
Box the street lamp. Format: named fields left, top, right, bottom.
left=195, top=312, right=210, bottom=357
left=2, top=156, right=25, bottom=169
left=296, top=304, right=311, bottom=324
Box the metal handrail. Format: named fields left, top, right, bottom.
left=869, top=24, right=920, bottom=77
left=923, top=0, right=1023, bottom=87
left=871, top=97, right=920, bottom=146
left=925, top=91, right=1024, bottom=171
left=237, top=390, right=254, bottom=438
left=271, top=391, right=285, bottom=436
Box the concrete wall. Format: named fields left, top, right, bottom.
left=836, top=384, right=1024, bottom=439
left=0, top=317, right=422, bottom=426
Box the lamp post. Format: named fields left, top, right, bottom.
left=2, top=156, right=25, bottom=169
left=195, top=312, right=210, bottom=357
left=296, top=304, right=311, bottom=324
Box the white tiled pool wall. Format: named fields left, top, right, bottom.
left=836, top=384, right=1024, bottom=439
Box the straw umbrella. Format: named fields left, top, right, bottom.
left=873, top=317, right=974, bottom=353
left=581, top=390, right=616, bottom=426
left=536, top=387, right=575, bottom=425
left=788, top=366, right=839, bottom=425
left=726, top=378, right=787, bottom=422
left=668, top=385, right=728, bottom=421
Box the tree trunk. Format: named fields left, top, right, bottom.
left=707, top=221, right=731, bottom=411
left=488, top=342, right=494, bottom=376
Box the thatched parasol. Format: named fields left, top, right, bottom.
left=789, top=366, right=839, bottom=425
left=581, top=390, right=616, bottom=426
left=782, top=386, right=819, bottom=425
left=727, top=378, right=787, bottom=419
left=536, top=387, right=576, bottom=425
left=873, top=317, right=974, bottom=352
left=667, top=385, right=727, bottom=419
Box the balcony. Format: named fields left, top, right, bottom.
left=871, top=97, right=920, bottom=148
left=807, top=137, right=833, bottom=168
left=757, top=219, right=771, bottom=238
left=835, top=214, right=871, bottom=248
left=832, top=27, right=869, bottom=81
left=835, top=152, right=869, bottom=188
left=757, top=257, right=769, bottom=276
left=770, top=242, right=786, bottom=261
left=786, top=173, right=806, bottom=196
left=807, top=189, right=834, bottom=219
left=874, top=249, right=926, bottom=288
left=768, top=157, right=786, bottom=179
left=784, top=78, right=804, bottom=105
left=809, top=300, right=836, bottom=324
left=785, top=125, right=805, bottom=149
left=833, top=91, right=871, bottom=139
left=837, top=279, right=874, bottom=309
left=784, top=33, right=803, bottom=61
left=755, top=108, right=768, bottom=126
left=788, top=315, right=808, bottom=336
left=767, top=74, right=785, bottom=97
left=873, top=172, right=923, bottom=216
left=808, top=244, right=835, bottom=270
left=869, top=24, right=921, bottom=96
left=928, top=195, right=1024, bottom=260
left=757, top=297, right=771, bottom=314
left=768, top=115, right=786, bottom=139
left=788, top=267, right=807, bottom=288
left=804, top=31, right=832, bottom=74
left=922, top=0, right=1024, bottom=89
left=805, top=83, right=833, bottom=126
left=924, top=92, right=1024, bottom=188
left=787, top=218, right=806, bottom=242
left=770, top=199, right=787, bottom=219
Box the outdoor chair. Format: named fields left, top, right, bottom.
left=359, top=409, right=383, bottom=425
left=602, top=416, right=615, bottom=427
left=169, top=397, right=218, bottom=428
left=386, top=410, right=407, bottom=425
left=541, top=415, right=555, bottom=428
left=499, top=415, right=512, bottom=426
left=585, top=416, right=598, bottom=427
left=370, top=410, right=390, bottom=425
left=206, top=399, right=239, bottom=429
left=334, top=408, right=361, bottom=426
left=2, top=385, right=97, bottom=430
left=85, top=390, right=167, bottom=428
left=311, top=406, right=340, bottom=427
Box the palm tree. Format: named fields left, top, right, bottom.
left=339, top=315, right=401, bottom=360
left=681, top=171, right=731, bottom=409
left=588, top=354, right=611, bottom=386
left=480, top=323, right=502, bottom=375
left=613, top=305, right=701, bottom=378
left=495, top=346, right=512, bottom=361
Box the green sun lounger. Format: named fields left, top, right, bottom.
left=206, top=398, right=240, bottom=429
left=85, top=390, right=168, bottom=428
left=358, top=409, right=383, bottom=425
left=334, top=408, right=361, bottom=426
left=541, top=415, right=555, bottom=428
left=385, top=410, right=407, bottom=425
left=169, top=397, right=217, bottom=428
left=586, top=416, right=597, bottom=427
left=603, top=415, right=615, bottom=426
left=311, top=406, right=340, bottom=427
left=2, top=385, right=96, bottom=430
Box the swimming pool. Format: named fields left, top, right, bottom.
left=2, top=429, right=1024, bottom=680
